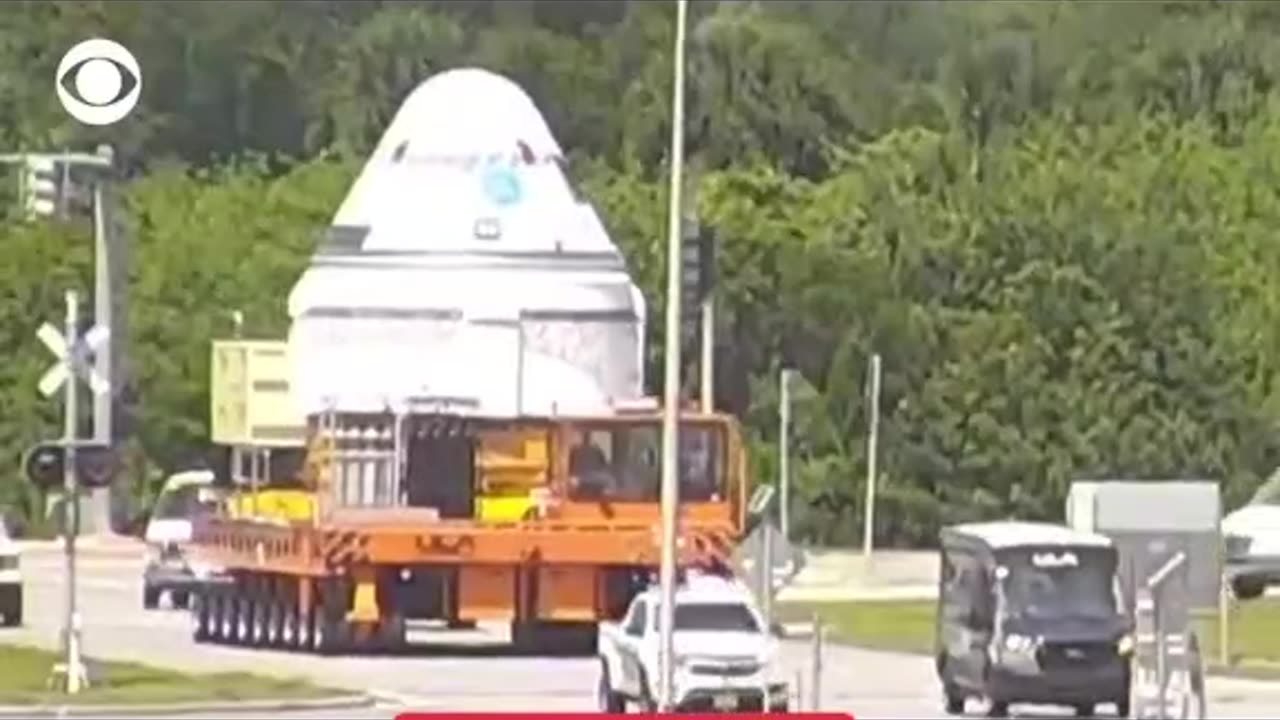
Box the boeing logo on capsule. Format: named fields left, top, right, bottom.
left=482, top=164, right=523, bottom=206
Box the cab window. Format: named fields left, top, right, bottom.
left=567, top=422, right=723, bottom=503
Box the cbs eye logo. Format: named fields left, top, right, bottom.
left=55, top=38, right=142, bottom=126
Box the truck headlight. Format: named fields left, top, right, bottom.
left=1117, top=634, right=1134, bottom=656
left=1224, top=534, right=1253, bottom=560
left=1003, top=633, right=1036, bottom=655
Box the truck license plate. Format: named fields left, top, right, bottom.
left=712, top=693, right=736, bottom=710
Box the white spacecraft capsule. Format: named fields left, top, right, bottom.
left=286, top=68, right=648, bottom=419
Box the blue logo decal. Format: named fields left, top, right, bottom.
left=482, top=165, right=522, bottom=207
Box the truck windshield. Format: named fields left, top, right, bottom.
left=667, top=603, right=760, bottom=632
left=1000, top=549, right=1118, bottom=620
left=153, top=485, right=219, bottom=520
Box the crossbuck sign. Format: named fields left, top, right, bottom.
left=37, top=320, right=109, bottom=398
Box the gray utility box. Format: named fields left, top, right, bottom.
left=1066, top=480, right=1221, bottom=612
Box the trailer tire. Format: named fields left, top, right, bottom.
left=192, top=590, right=211, bottom=641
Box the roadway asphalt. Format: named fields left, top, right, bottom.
left=6, top=545, right=1280, bottom=718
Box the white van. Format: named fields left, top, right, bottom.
left=142, top=470, right=224, bottom=609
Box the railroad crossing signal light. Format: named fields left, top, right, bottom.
left=22, top=443, right=119, bottom=492
left=21, top=156, right=63, bottom=219
left=23, top=444, right=64, bottom=492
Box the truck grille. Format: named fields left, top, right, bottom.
left=1224, top=534, right=1253, bottom=559
left=1036, top=641, right=1115, bottom=669
left=677, top=692, right=765, bottom=712
left=689, top=661, right=761, bottom=676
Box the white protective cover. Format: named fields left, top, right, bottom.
left=287, top=68, right=647, bottom=418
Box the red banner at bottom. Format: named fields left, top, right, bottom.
left=396, top=715, right=854, bottom=720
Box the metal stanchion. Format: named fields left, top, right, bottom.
left=1217, top=573, right=1230, bottom=667
left=809, top=613, right=823, bottom=711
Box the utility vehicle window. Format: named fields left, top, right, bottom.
left=656, top=603, right=760, bottom=632
left=153, top=485, right=219, bottom=520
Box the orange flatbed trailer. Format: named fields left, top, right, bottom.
left=187, top=411, right=751, bottom=655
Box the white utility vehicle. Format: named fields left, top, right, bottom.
left=0, top=518, right=22, bottom=626
left=597, top=571, right=789, bottom=713
left=143, top=470, right=225, bottom=609
left=1223, top=470, right=1280, bottom=599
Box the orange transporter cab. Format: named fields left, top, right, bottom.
left=188, top=406, right=752, bottom=655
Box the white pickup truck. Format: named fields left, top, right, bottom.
left=597, top=571, right=789, bottom=713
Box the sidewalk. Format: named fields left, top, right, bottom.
left=16, top=535, right=145, bottom=560
left=777, top=548, right=937, bottom=603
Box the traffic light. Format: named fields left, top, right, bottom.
left=22, top=442, right=119, bottom=492
left=21, top=156, right=63, bottom=219
left=680, top=220, right=717, bottom=347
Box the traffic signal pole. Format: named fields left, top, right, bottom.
left=3, top=148, right=118, bottom=535
left=60, top=290, right=86, bottom=694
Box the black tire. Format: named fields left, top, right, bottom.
left=192, top=591, right=210, bottom=641
left=636, top=669, right=657, bottom=712
left=1074, top=703, right=1094, bottom=717
left=987, top=700, right=1009, bottom=718
left=1231, top=576, right=1266, bottom=600
left=944, top=687, right=965, bottom=715
left=1115, top=698, right=1130, bottom=718
left=596, top=661, right=626, bottom=713
left=143, top=585, right=160, bottom=610
left=172, top=590, right=191, bottom=610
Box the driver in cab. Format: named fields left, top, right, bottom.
left=569, top=432, right=614, bottom=499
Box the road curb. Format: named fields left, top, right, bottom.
left=0, top=692, right=375, bottom=717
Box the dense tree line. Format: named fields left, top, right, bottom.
left=3, top=0, right=1280, bottom=545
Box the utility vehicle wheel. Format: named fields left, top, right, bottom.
left=143, top=585, right=160, bottom=610
left=172, top=590, right=190, bottom=610
left=1231, top=576, right=1266, bottom=600
left=986, top=700, right=1009, bottom=718
left=1115, top=698, right=1130, bottom=718
left=1074, top=703, right=1094, bottom=717
left=943, top=687, right=964, bottom=715
left=596, top=661, right=626, bottom=713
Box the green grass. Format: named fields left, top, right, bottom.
left=778, top=598, right=1280, bottom=677
left=0, top=643, right=334, bottom=706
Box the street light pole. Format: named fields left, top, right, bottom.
left=862, top=353, right=882, bottom=559
left=779, top=368, right=793, bottom=541
left=4, top=149, right=118, bottom=535
left=658, top=0, right=690, bottom=712
left=88, top=145, right=116, bottom=536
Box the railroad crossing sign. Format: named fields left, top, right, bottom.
left=37, top=320, right=109, bottom=398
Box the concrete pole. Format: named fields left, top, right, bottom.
left=657, top=0, right=690, bottom=711
left=699, top=295, right=713, bottom=413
